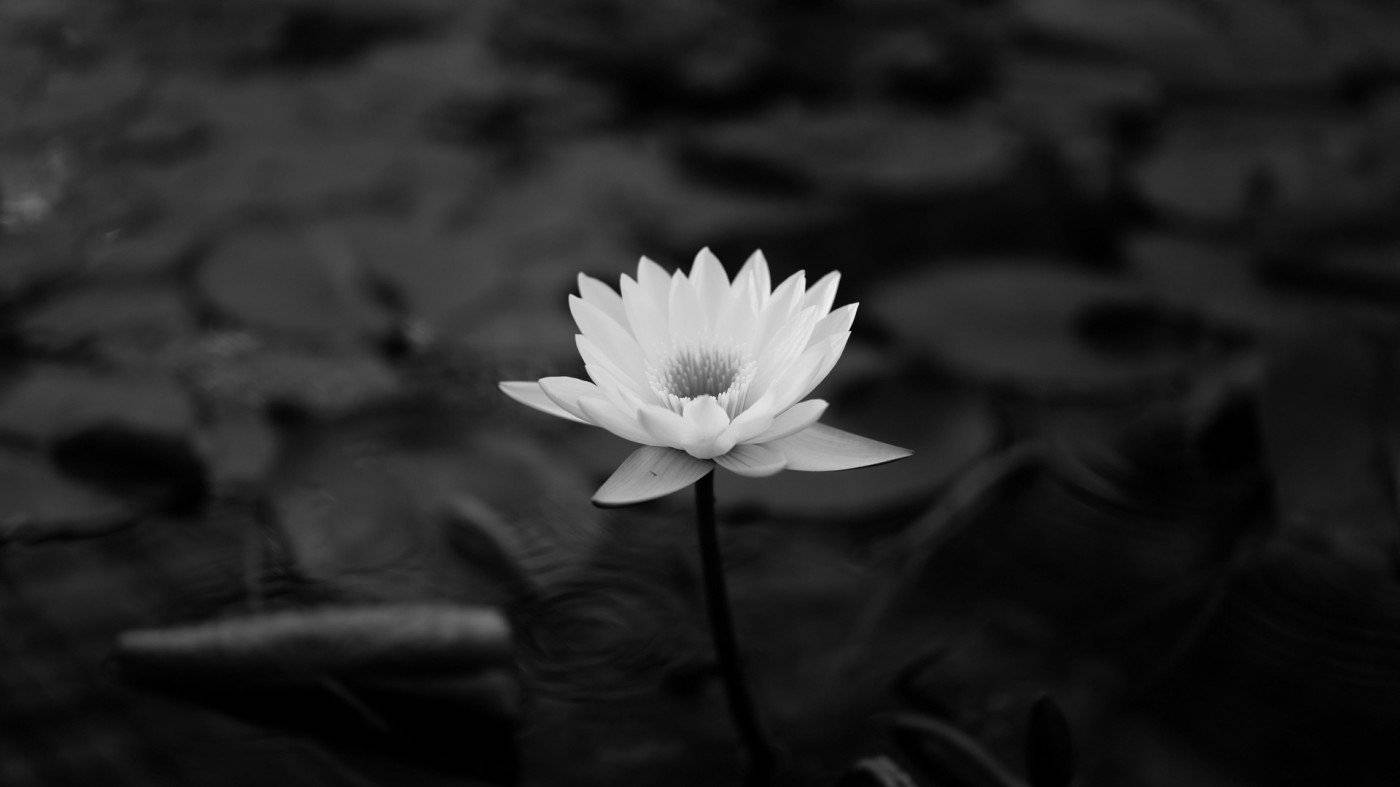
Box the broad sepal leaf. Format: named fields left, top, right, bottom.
left=591, top=446, right=713, bottom=507
left=766, top=424, right=913, bottom=472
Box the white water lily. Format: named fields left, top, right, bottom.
left=500, top=248, right=911, bottom=506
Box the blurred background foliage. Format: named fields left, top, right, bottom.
left=3, top=0, right=1400, bottom=784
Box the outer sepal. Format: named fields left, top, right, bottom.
left=764, top=423, right=913, bottom=472
left=592, top=446, right=714, bottom=507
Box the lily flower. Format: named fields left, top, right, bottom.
left=500, top=248, right=912, bottom=506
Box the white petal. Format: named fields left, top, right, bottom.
left=725, top=388, right=779, bottom=443
left=578, top=273, right=628, bottom=328
left=577, top=396, right=655, bottom=445
left=764, top=424, right=912, bottom=471
left=689, top=247, right=730, bottom=319
left=714, top=443, right=786, bottom=477
left=637, top=256, right=671, bottom=309
left=802, top=271, right=841, bottom=317
left=793, top=331, right=850, bottom=402
left=750, top=304, right=822, bottom=396
left=681, top=396, right=736, bottom=459
left=585, top=362, right=650, bottom=414
left=714, top=272, right=758, bottom=347
left=620, top=274, right=669, bottom=362
left=592, top=446, right=713, bottom=507
left=668, top=270, right=706, bottom=344
left=737, top=250, right=771, bottom=306
left=763, top=343, right=828, bottom=412
left=637, top=404, right=698, bottom=447
left=750, top=399, right=827, bottom=443
left=752, top=270, right=806, bottom=352
left=576, top=334, right=648, bottom=395
left=498, top=381, right=588, bottom=424
left=568, top=295, right=649, bottom=382
left=537, top=376, right=601, bottom=422
left=809, top=303, right=857, bottom=346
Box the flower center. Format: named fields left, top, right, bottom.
left=649, top=344, right=755, bottom=415
left=663, top=347, right=741, bottom=398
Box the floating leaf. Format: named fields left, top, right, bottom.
left=118, top=605, right=518, bottom=783
left=0, top=364, right=195, bottom=446
left=871, top=262, right=1190, bottom=397
left=273, top=408, right=602, bottom=603
left=197, top=227, right=393, bottom=344
left=117, top=604, right=511, bottom=683
left=0, top=445, right=133, bottom=543
left=1258, top=330, right=1395, bottom=570
left=19, top=283, right=193, bottom=354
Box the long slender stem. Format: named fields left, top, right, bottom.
left=694, top=472, right=774, bottom=785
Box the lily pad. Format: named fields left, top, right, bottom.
left=869, top=261, right=1191, bottom=398
left=197, top=227, right=394, bottom=344
left=271, top=406, right=603, bottom=604
left=117, top=604, right=519, bottom=783
left=0, top=364, right=195, bottom=445
left=19, top=283, right=193, bottom=353
left=184, top=339, right=402, bottom=418
left=676, top=107, right=1024, bottom=202
left=1258, top=330, right=1396, bottom=572
left=0, top=446, right=134, bottom=543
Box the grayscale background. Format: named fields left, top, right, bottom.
left=3, top=1, right=1400, bottom=785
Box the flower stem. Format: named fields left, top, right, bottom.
left=694, top=471, right=775, bottom=785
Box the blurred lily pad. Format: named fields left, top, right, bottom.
left=676, top=107, right=1024, bottom=202
left=19, top=283, right=193, bottom=353
left=0, top=364, right=195, bottom=445
left=118, top=603, right=519, bottom=783
left=1258, top=330, right=1396, bottom=572
left=869, top=261, right=1193, bottom=397
left=271, top=405, right=602, bottom=604
left=184, top=337, right=402, bottom=418
left=198, top=226, right=394, bottom=344
left=0, top=445, right=133, bottom=543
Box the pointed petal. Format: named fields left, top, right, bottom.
left=538, top=376, right=601, bottom=422
left=765, top=424, right=912, bottom=472
left=498, top=381, right=588, bottom=423
left=578, top=273, right=628, bottom=328
left=689, top=247, right=730, bottom=319
left=568, top=295, right=649, bottom=383
left=750, top=399, right=827, bottom=443
left=802, top=271, right=841, bottom=317
left=577, top=334, right=650, bottom=396
left=750, top=304, right=822, bottom=396
left=737, top=250, right=771, bottom=306
left=714, top=270, right=758, bottom=346
left=793, top=331, right=850, bottom=402
left=726, top=388, right=779, bottom=443
left=809, top=302, right=857, bottom=346
left=620, top=274, right=669, bottom=362
left=577, top=396, right=654, bottom=445
left=681, top=396, right=735, bottom=458
left=585, top=362, right=649, bottom=414
left=752, top=270, right=806, bottom=353
left=714, top=443, right=786, bottom=478
left=637, top=256, right=671, bottom=308
left=637, top=404, right=698, bottom=447
left=592, top=447, right=713, bottom=507
left=668, top=270, right=707, bottom=343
